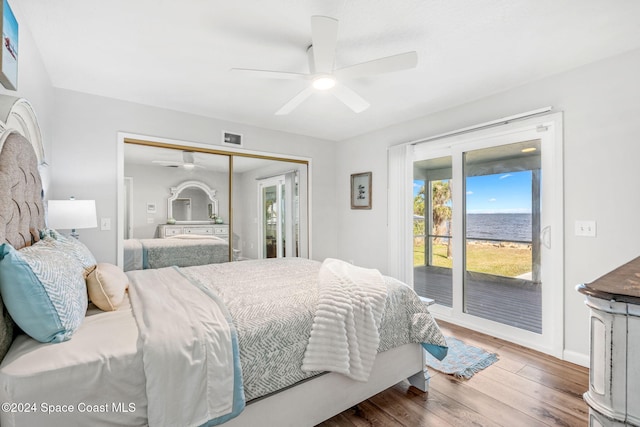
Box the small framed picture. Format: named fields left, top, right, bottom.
left=146, top=202, right=157, bottom=214
left=222, top=131, right=243, bottom=147
left=351, top=172, right=372, bottom=209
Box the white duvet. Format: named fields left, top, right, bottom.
left=127, top=266, right=244, bottom=427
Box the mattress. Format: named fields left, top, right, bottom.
left=0, top=258, right=444, bottom=425
left=0, top=298, right=148, bottom=427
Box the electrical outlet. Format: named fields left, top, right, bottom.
left=100, top=218, right=111, bottom=231
left=147, top=217, right=155, bottom=224
left=575, top=220, right=596, bottom=237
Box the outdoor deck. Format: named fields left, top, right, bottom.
left=414, top=265, right=542, bottom=333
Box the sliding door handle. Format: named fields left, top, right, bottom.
left=541, top=226, right=551, bottom=249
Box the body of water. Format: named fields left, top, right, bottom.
left=466, top=213, right=532, bottom=242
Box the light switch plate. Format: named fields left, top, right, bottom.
left=100, top=217, right=111, bottom=231
left=575, top=220, right=596, bottom=237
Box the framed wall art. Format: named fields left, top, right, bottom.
left=0, top=0, right=18, bottom=91
left=350, top=172, right=372, bottom=209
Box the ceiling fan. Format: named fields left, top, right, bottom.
left=231, top=15, right=418, bottom=115
left=152, top=151, right=203, bottom=170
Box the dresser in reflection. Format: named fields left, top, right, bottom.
left=156, top=224, right=229, bottom=240
left=577, top=256, right=640, bottom=426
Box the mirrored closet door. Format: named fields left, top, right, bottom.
left=120, top=138, right=309, bottom=268
left=232, top=157, right=308, bottom=260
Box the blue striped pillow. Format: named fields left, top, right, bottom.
left=39, top=229, right=97, bottom=268
left=0, top=242, right=88, bottom=343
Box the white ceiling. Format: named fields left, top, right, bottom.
left=16, top=0, right=640, bottom=141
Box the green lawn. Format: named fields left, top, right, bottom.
left=414, top=241, right=532, bottom=278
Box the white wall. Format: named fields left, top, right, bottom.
left=337, top=47, right=640, bottom=361
left=49, top=89, right=338, bottom=263
left=0, top=2, right=54, bottom=165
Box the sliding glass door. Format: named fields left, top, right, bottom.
left=463, top=140, right=542, bottom=333
left=413, top=155, right=453, bottom=307
left=412, top=115, right=563, bottom=355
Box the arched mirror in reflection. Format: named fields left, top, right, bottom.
left=167, top=180, right=219, bottom=223
left=121, top=139, right=309, bottom=270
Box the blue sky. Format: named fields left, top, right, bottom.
left=414, top=170, right=532, bottom=214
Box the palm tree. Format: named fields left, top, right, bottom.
left=432, top=181, right=452, bottom=258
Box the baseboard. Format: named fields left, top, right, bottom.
left=563, top=349, right=589, bottom=368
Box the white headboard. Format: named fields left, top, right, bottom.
left=0, top=96, right=44, bottom=164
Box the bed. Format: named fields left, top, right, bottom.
left=123, top=234, right=229, bottom=271
left=0, top=96, right=447, bottom=427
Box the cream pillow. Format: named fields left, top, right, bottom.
left=84, top=263, right=129, bottom=311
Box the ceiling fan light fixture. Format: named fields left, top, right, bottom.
left=312, top=75, right=336, bottom=91
left=233, top=16, right=418, bottom=114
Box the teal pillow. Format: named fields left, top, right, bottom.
left=39, top=228, right=97, bottom=268
left=0, top=242, right=88, bottom=343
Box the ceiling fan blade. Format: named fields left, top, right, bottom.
left=310, top=16, right=338, bottom=73
left=331, top=83, right=370, bottom=113
left=334, top=51, right=418, bottom=79
left=230, top=68, right=308, bottom=80
left=152, top=160, right=181, bottom=167
left=275, top=86, right=315, bottom=115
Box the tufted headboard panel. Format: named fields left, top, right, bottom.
left=0, top=97, right=46, bottom=360
left=0, top=132, right=45, bottom=247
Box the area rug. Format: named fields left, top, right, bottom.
left=425, top=336, right=498, bottom=379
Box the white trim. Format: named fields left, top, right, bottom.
left=394, top=106, right=553, bottom=148
left=117, top=135, right=125, bottom=268
left=563, top=350, right=589, bottom=368
left=257, top=175, right=285, bottom=259
left=124, top=177, right=134, bottom=239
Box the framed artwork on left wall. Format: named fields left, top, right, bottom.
left=0, top=0, right=18, bottom=91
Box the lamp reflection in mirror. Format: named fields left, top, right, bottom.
left=47, top=198, right=98, bottom=239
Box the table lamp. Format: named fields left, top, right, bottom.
left=47, top=197, right=97, bottom=239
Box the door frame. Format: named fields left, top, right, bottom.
left=411, top=112, right=564, bottom=358
left=258, top=175, right=284, bottom=259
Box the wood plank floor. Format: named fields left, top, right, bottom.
left=317, top=321, right=589, bottom=427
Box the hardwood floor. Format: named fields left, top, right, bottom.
left=317, top=321, right=589, bottom=427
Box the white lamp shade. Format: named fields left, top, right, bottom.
left=47, top=200, right=98, bottom=230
